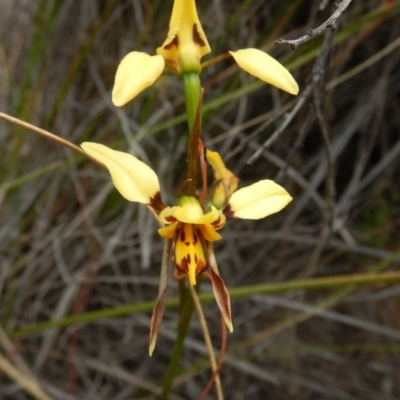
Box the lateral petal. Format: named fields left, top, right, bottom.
left=229, top=49, right=299, bottom=95
left=207, top=242, right=233, bottom=332
left=112, top=52, right=165, bottom=106
left=81, top=142, right=161, bottom=205
left=225, top=180, right=292, bottom=220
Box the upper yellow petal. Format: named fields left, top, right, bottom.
left=112, top=52, right=165, bottom=106
left=156, top=0, right=210, bottom=73
left=225, top=180, right=292, bottom=219
left=229, top=49, right=299, bottom=95
left=81, top=142, right=160, bottom=205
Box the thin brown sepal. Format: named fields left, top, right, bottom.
left=207, top=242, right=233, bottom=332
left=149, top=240, right=172, bottom=356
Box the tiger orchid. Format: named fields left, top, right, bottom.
left=81, top=142, right=292, bottom=355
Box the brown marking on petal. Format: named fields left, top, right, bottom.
left=196, top=259, right=207, bottom=275
left=177, top=257, right=188, bottom=274
left=193, top=24, right=206, bottom=47
left=223, top=204, right=235, bottom=220
left=165, top=215, right=176, bottom=223
left=149, top=191, right=165, bottom=212
left=211, top=217, right=221, bottom=227
left=194, top=253, right=198, bottom=263
left=186, top=254, right=191, bottom=264
left=163, top=36, right=179, bottom=50
left=193, top=230, right=198, bottom=245
left=180, top=229, right=186, bottom=243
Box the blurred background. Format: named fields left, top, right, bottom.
left=1, top=0, right=400, bottom=399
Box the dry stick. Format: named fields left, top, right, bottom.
left=276, top=0, right=353, bottom=49
left=188, top=284, right=224, bottom=400
left=199, top=314, right=228, bottom=400
left=0, top=353, right=54, bottom=400
left=0, top=112, right=104, bottom=167
left=302, top=27, right=337, bottom=277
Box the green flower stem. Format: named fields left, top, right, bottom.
left=182, top=72, right=202, bottom=196
left=182, top=72, right=202, bottom=132
left=161, top=279, right=200, bottom=399
left=162, top=72, right=202, bottom=397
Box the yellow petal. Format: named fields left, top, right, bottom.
left=158, top=221, right=180, bottom=239
left=81, top=142, right=160, bottom=205
left=156, top=0, right=210, bottom=73
left=225, top=180, right=292, bottom=219
left=229, top=49, right=299, bottom=95
left=198, top=223, right=222, bottom=242
left=112, top=52, right=165, bottom=106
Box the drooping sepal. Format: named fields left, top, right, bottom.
left=207, top=242, right=233, bottom=332
left=229, top=49, right=299, bottom=95
left=149, top=240, right=171, bottom=356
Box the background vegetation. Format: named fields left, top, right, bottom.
left=1, top=0, right=400, bottom=398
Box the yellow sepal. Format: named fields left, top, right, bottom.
left=112, top=52, right=165, bottom=106
left=226, top=180, right=292, bottom=219
left=229, top=49, right=299, bottom=95
left=81, top=142, right=160, bottom=205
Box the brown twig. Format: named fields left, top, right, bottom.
left=275, top=0, right=352, bottom=49
left=188, top=284, right=224, bottom=400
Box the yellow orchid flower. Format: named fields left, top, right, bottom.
left=112, top=0, right=298, bottom=106
left=81, top=142, right=292, bottom=354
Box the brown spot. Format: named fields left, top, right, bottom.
left=163, top=36, right=178, bottom=50
left=193, top=24, right=206, bottom=47
left=193, top=230, right=198, bottom=244
left=196, top=259, right=207, bottom=274
left=186, top=254, right=191, bottom=264
left=211, top=217, right=221, bottom=227
left=149, top=191, right=165, bottom=212
left=179, top=229, right=185, bottom=243
left=194, top=254, right=198, bottom=263
left=177, top=257, right=188, bottom=273
left=223, top=204, right=235, bottom=220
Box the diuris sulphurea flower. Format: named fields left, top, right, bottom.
left=81, top=142, right=292, bottom=355
left=112, top=0, right=299, bottom=106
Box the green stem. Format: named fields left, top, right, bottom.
left=162, top=277, right=202, bottom=398
left=161, top=281, right=192, bottom=398
left=182, top=73, right=202, bottom=132
left=182, top=73, right=202, bottom=196
left=162, top=72, right=202, bottom=397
